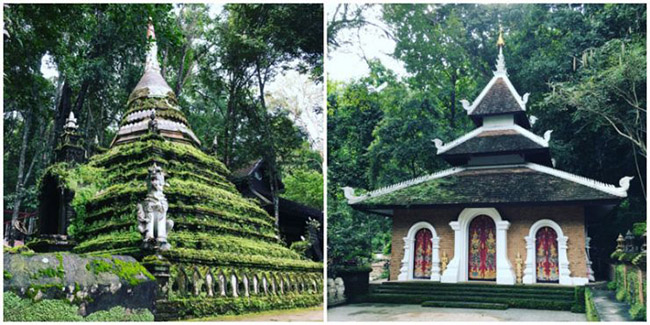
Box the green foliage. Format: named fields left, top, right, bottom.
left=585, top=288, right=600, bottom=321
left=84, top=306, right=154, bottom=322
left=281, top=168, right=323, bottom=210
left=633, top=222, right=646, bottom=237
left=4, top=270, right=13, bottom=280
left=4, top=291, right=83, bottom=321
left=629, top=303, right=646, bottom=321
left=607, top=281, right=617, bottom=291
left=3, top=291, right=154, bottom=322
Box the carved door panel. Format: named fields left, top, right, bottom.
left=413, top=228, right=432, bottom=279
left=468, top=215, right=497, bottom=281
left=536, top=227, right=559, bottom=282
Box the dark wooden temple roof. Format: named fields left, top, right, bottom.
left=443, top=129, right=545, bottom=155
left=347, top=164, right=627, bottom=210
left=470, top=78, right=525, bottom=116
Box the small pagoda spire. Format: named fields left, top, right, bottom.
left=494, top=26, right=507, bottom=76
left=64, top=111, right=78, bottom=132
left=145, top=17, right=161, bottom=73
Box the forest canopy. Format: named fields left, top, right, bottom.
left=327, top=3, right=646, bottom=270
left=3, top=3, right=324, bottom=235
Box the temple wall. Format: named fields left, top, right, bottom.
left=389, top=205, right=587, bottom=282
left=389, top=207, right=463, bottom=281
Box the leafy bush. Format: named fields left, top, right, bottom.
left=84, top=306, right=154, bottom=321
left=629, top=303, right=646, bottom=321
left=585, top=288, right=600, bottom=321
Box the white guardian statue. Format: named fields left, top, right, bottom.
left=137, top=163, right=173, bottom=251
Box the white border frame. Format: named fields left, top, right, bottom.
left=441, top=208, right=516, bottom=285
left=523, top=219, right=587, bottom=285
left=398, top=221, right=441, bottom=281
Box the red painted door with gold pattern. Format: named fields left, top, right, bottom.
left=468, top=215, right=496, bottom=281
left=413, top=228, right=432, bottom=279
left=536, top=227, right=559, bottom=282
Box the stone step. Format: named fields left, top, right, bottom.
left=380, top=281, right=575, bottom=293
left=364, top=293, right=575, bottom=311
left=421, top=300, right=509, bottom=310
left=374, top=287, right=574, bottom=300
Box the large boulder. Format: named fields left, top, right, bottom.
left=3, top=250, right=156, bottom=316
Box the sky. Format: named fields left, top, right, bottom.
left=326, top=4, right=408, bottom=82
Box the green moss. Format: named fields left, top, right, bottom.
left=4, top=245, right=35, bottom=255
left=363, top=177, right=462, bottom=206
left=158, top=293, right=322, bottom=320
left=4, top=270, right=13, bottom=280
left=86, top=257, right=154, bottom=285
left=162, top=248, right=322, bottom=271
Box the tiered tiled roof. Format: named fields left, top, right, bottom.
left=345, top=30, right=631, bottom=212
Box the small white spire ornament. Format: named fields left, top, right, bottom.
left=64, top=111, right=78, bottom=131
left=494, top=26, right=507, bottom=76
left=145, top=17, right=161, bottom=73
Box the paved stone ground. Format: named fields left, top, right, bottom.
left=591, top=288, right=631, bottom=321
left=191, top=306, right=324, bottom=322
left=327, top=303, right=586, bottom=322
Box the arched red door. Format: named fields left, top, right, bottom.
left=413, top=228, right=432, bottom=279
left=536, top=227, right=559, bottom=282
left=468, top=215, right=496, bottom=281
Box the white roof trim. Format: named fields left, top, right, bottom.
left=461, top=75, right=528, bottom=115
left=343, top=167, right=465, bottom=204
left=434, top=124, right=549, bottom=155
left=526, top=162, right=632, bottom=198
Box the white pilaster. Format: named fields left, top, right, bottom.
left=496, top=220, right=516, bottom=285
left=441, top=221, right=462, bottom=283
left=431, top=237, right=441, bottom=281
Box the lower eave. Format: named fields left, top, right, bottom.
left=352, top=198, right=622, bottom=217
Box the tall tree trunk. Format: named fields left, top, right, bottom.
left=175, top=44, right=189, bottom=97
left=256, top=64, right=280, bottom=227
left=10, top=109, right=32, bottom=244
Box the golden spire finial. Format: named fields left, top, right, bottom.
left=497, top=26, right=505, bottom=48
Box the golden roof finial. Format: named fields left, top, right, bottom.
left=497, top=25, right=505, bottom=48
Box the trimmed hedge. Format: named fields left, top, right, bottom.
left=363, top=293, right=575, bottom=310
left=584, top=288, right=600, bottom=321
left=422, top=300, right=508, bottom=310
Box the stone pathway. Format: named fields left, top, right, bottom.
left=591, top=288, right=631, bottom=321
left=328, top=303, right=586, bottom=321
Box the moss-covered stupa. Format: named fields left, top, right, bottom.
left=32, top=19, right=322, bottom=320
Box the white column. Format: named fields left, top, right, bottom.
left=496, top=221, right=516, bottom=285
left=586, top=236, right=595, bottom=282
left=441, top=221, right=462, bottom=283
left=397, top=237, right=410, bottom=281
left=431, top=237, right=441, bottom=281
left=522, top=235, right=535, bottom=284
left=558, top=236, right=572, bottom=285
